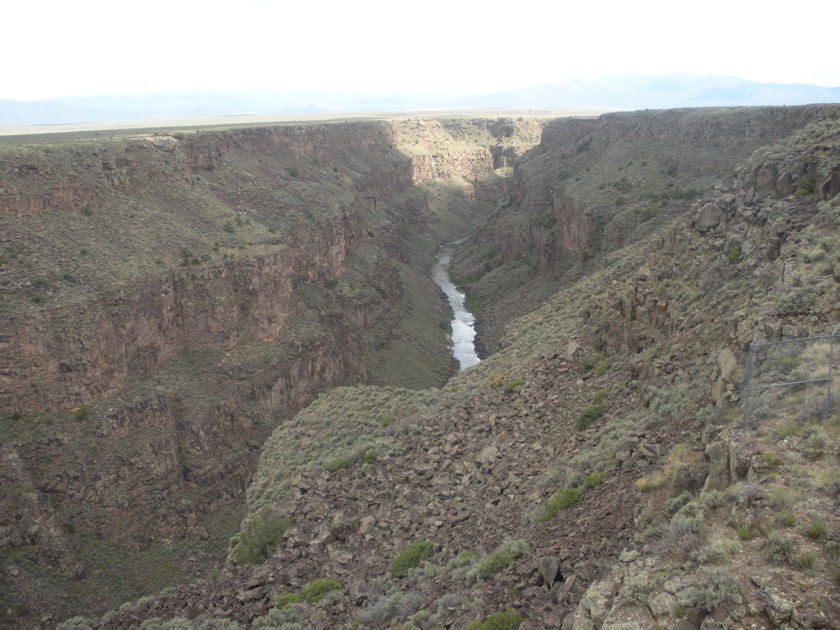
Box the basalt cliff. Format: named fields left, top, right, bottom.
left=2, top=106, right=840, bottom=630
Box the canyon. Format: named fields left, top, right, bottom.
left=2, top=105, right=840, bottom=629
left=0, top=117, right=545, bottom=623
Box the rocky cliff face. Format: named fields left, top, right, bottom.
left=0, top=117, right=544, bottom=624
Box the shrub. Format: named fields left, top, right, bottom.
left=476, top=540, right=529, bottom=580
left=692, top=567, right=742, bottom=611
left=274, top=593, right=299, bottom=610
left=759, top=452, right=784, bottom=468
left=775, top=511, right=797, bottom=527
left=778, top=356, right=801, bottom=374
left=576, top=404, right=604, bottom=430
left=233, top=507, right=293, bottom=565
left=252, top=605, right=301, bottom=629
left=465, top=610, right=524, bottom=630
left=580, top=358, right=597, bottom=373
left=736, top=525, right=753, bottom=541
left=763, top=531, right=793, bottom=564
left=299, top=578, right=343, bottom=604
left=664, top=492, right=693, bottom=517
left=276, top=578, right=343, bottom=609
left=503, top=379, right=525, bottom=394
left=796, top=551, right=817, bottom=570
left=326, top=446, right=378, bottom=472
left=794, top=176, right=815, bottom=197
left=392, top=541, right=434, bottom=575
left=358, top=588, right=422, bottom=625
left=583, top=471, right=606, bottom=489
left=806, top=520, right=827, bottom=539
left=726, top=247, right=741, bottom=263
left=534, top=486, right=582, bottom=522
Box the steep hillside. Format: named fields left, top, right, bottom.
left=0, top=117, right=545, bottom=625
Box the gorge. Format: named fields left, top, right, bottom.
left=2, top=105, right=840, bottom=629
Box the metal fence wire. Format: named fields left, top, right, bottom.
left=742, top=324, right=839, bottom=432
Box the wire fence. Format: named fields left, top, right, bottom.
left=742, top=324, right=839, bottom=432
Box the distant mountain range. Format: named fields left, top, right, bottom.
left=2, top=74, right=839, bottom=127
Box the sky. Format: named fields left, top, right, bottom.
left=4, top=0, right=839, bottom=101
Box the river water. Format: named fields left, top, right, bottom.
left=432, top=242, right=481, bottom=370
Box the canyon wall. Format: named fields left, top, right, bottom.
left=489, top=105, right=840, bottom=273
left=452, top=105, right=840, bottom=352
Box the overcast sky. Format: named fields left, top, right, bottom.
left=5, top=0, right=839, bottom=101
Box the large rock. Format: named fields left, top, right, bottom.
left=695, top=203, right=723, bottom=234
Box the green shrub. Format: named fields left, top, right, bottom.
left=326, top=446, right=378, bottom=472
left=759, top=452, right=784, bottom=468
left=299, top=578, right=343, bottom=604
left=534, top=487, right=582, bottom=522
left=806, top=520, right=827, bottom=539
left=325, top=455, right=353, bottom=472
left=763, top=531, right=793, bottom=564
left=736, top=525, right=753, bottom=541
left=476, top=540, right=528, bottom=580
left=465, top=610, right=524, bottom=630
left=477, top=551, right=515, bottom=580
left=725, top=247, right=741, bottom=263
left=796, top=551, right=817, bottom=570
left=503, top=379, right=525, bottom=394
left=392, top=541, right=434, bottom=575
left=276, top=578, right=343, bottom=609
left=592, top=389, right=609, bottom=405
left=576, top=404, right=604, bottom=430
left=274, top=592, right=300, bottom=610
left=794, top=176, right=815, bottom=197
left=580, top=358, right=597, bottom=373
left=233, top=507, right=293, bottom=565
left=583, top=471, right=606, bottom=489
left=692, top=567, right=742, bottom=611
left=775, top=511, right=797, bottom=527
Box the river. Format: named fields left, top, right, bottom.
left=432, top=242, right=481, bottom=370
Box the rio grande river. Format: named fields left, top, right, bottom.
left=432, top=242, right=481, bottom=370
